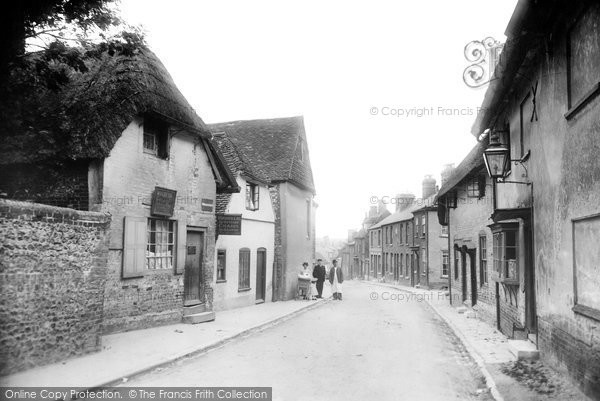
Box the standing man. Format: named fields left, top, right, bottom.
left=312, top=258, right=326, bottom=299
left=329, top=259, right=344, bottom=300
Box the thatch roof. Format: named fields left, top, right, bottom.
left=208, top=117, right=316, bottom=194
left=0, top=47, right=238, bottom=192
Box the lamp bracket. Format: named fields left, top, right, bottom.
left=497, top=179, right=531, bottom=186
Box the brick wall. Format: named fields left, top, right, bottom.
left=0, top=161, right=90, bottom=211
left=0, top=199, right=110, bottom=375
left=268, top=184, right=283, bottom=301
left=538, top=318, right=600, bottom=398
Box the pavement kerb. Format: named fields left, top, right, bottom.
left=91, top=297, right=331, bottom=389
left=366, top=281, right=504, bottom=401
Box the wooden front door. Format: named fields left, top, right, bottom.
left=461, top=250, right=468, bottom=302
left=469, top=250, right=478, bottom=306
left=524, top=224, right=537, bottom=333
left=184, top=231, right=204, bottom=306
left=256, top=248, right=267, bottom=302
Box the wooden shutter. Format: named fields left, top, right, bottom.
left=123, top=216, right=146, bottom=278
left=175, top=219, right=187, bottom=275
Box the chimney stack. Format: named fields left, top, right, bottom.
left=348, top=229, right=357, bottom=242
left=395, top=193, right=415, bottom=212
left=441, top=164, right=455, bottom=187
left=422, top=175, right=437, bottom=199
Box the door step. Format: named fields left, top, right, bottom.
left=183, top=311, right=215, bottom=324
left=508, top=339, right=539, bottom=360
left=528, top=333, right=537, bottom=345
left=183, top=304, right=207, bottom=316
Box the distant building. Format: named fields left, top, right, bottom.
left=209, top=117, right=317, bottom=301
left=366, top=201, right=391, bottom=279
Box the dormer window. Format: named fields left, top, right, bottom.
left=467, top=175, right=486, bottom=198
left=245, top=182, right=259, bottom=211
left=143, top=117, right=169, bottom=159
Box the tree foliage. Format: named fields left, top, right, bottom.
left=0, top=0, right=146, bottom=158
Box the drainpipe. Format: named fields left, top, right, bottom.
left=447, top=205, right=453, bottom=306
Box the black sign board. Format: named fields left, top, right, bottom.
left=216, top=214, right=242, bottom=235
left=151, top=187, right=177, bottom=217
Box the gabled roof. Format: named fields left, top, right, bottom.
left=208, top=117, right=316, bottom=194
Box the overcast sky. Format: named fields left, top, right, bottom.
left=120, top=0, right=518, bottom=239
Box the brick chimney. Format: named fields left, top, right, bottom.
left=441, top=164, right=455, bottom=187
left=422, top=175, right=437, bottom=199
left=395, top=193, right=415, bottom=212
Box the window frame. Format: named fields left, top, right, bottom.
left=146, top=218, right=175, bottom=271
left=245, top=182, right=260, bottom=211
left=565, top=4, right=600, bottom=119
left=441, top=250, right=449, bottom=277
left=143, top=117, right=169, bottom=159
left=238, top=248, right=251, bottom=291
left=491, top=223, right=519, bottom=282
left=479, top=235, right=488, bottom=285
left=216, top=249, right=227, bottom=282
left=441, top=225, right=449, bottom=237
left=572, top=213, right=600, bottom=322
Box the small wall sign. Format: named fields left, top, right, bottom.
left=201, top=198, right=214, bottom=212
left=151, top=187, right=177, bottom=217
left=216, top=214, right=242, bottom=235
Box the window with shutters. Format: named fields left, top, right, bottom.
left=238, top=248, right=251, bottom=290
left=245, top=182, right=259, bottom=211
left=217, top=249, right=226, bottom=282
left=146, top=218, right=175, bottom=270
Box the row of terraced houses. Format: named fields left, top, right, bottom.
left=341, top=1, right=600, bottom=398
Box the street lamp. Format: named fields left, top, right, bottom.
left=483, top=129, right=510, bottom=179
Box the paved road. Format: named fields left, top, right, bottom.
left=122, top=281, right=492, bottom=401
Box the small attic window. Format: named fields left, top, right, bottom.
left=143, top=117, right=169, bottom=159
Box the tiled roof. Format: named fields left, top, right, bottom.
left=213, top=134, right=270, bottom=183
left=371, top=204, right=419, bottom=229
left=208, top=116, right=315, bottom=194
